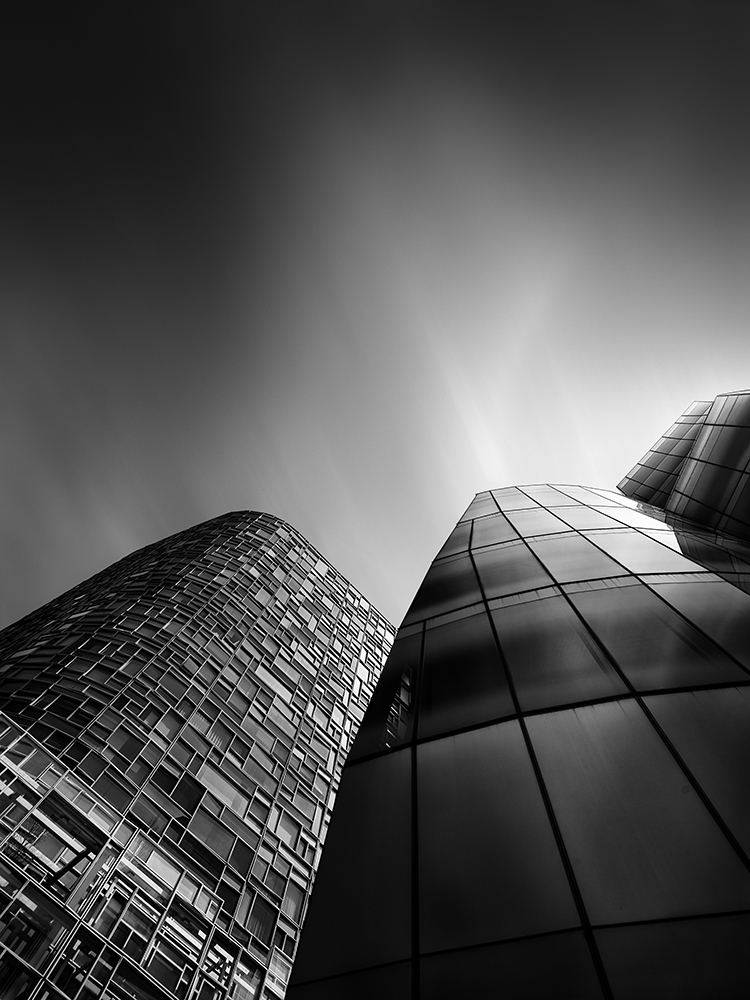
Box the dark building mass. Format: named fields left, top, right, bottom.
left=289, top=390, right=750, bottom=1000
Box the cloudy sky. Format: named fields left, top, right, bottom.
left=3, top=1, right=750, bottom=629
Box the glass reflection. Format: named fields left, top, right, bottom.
left=419, top=611, right=514, bottom=738
left=418, top=722, right=578, bottom=952
left=473, top=542, right=553, bottom=598
left=492, top=594, right=626, bottom=711
left=569, top=582, right=747, bottom=691
left=528, top=701, right=750, bottom=924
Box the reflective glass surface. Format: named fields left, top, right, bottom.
left=569, top=583, right=747, bottom=690
left=471, top=512, right=519, bottom=548
left=287, top=960, right=411, bottom=1000
left=505, top=507, right=572, bottom=537
left=473, top=541, right=553, bottom=598
left=645, top=688, right=750, bottom=855
left=528, top=701, right=750, bottom=924
left=651, top=579, right=750, bottom=671
left=491, top=595, right=626, bottom=711
left=599, top=506, right=667, bottom=529
left=420, top=931, right=604, bottom=1000
left=491, top=488, right=539, bottom=511
left=291, top=751, right=411, bottom=980
left=348, top=632, right=421, bottom=759
left=582, top=529, right=700, bottom=574
left=459, top=493, right=499, bottom=521
left=519, top=485, right=581, bottom=506
left=402, top=554, right=482, bottom=624
left=434, top=520, right=471, bottom=559
left=418, top=722, right=579, bottom=952
left=528, top=534, right=628, bottom=584
left=419, top=611, right=514, bottom=738
left=551, top=506, right=626, bottom=530
left=596, top=915, right=750, bottom=1000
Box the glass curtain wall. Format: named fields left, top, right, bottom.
left=289, top=484, right=750, bottom=1000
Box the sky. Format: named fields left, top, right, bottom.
left=3, top=1, right=750, bottom=630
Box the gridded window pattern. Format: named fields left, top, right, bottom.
left=620, top=389, right=750, bottom=545
left=0, top=512, right=395, bottom=1000
left=289, top=485, right=750, bottom=999
left=618, top=399, right=711, bottom=509
left=667, top=391, right=750, bottom=542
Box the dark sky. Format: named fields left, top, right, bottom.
left=3, top=1, right=750, bottom=628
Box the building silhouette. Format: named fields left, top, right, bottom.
left=289, top=390, right=750, bottom=999
left=0, top=511, right=394, bottom=1000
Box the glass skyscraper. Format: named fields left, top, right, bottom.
left=0, top=511, right=394, bottom=1000
left=289, top=391, right=750, bottom=999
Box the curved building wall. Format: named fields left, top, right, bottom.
left=289, top=484, right=750, bottom=1000
left=0, top=511, right=394, bottom=1000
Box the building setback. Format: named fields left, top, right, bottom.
left=289, top=391, right=750, bottom=999
left=0, top=511, right=394, bottom=1000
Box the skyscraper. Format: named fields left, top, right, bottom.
left=0, top=511, right=394, bottom=1000
left=289, top=391, right=750, bottom=999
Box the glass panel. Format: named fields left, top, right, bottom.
left=471, top=513, right=518, bottom=549
left=473, top=542, right=553, bottom=599
left=519, top=485, right=581, bottom=506
left=402, top=555, right=481, bottom=625
left=505, top=507, right=572, bottom=537
left=582, top=530, right=701, bottom=574
left=598, top=506, right=665, bottom=529
left=491, top=487, right=539, bottom=511
left=527, top=701, right=750, bottom=924
left=528, top=534, right=628, bottom=584
left=287, top=960, right=411, bottom=1000
left=650, top=579, right=750, bottom=671
left=638, top=528, right=684, bottom=553
left=291, top=751, right=411, bottom=980
left=459, top=494, right=499, bottom=521
left=570, top=583, right=748, bottom=691
left=557, top=486, right=620, bottom=505
left=434, top=521, right=471, bottom=560
left=420, top=931, right=604, bottom=1000
left=418, top=722, right=579, bottom=952
left=348, top=632, right=420, bottom=760
left=645, top=688, right=750, bottom=855
left=596, top=914, right=750, bottom=1000
left=551, top=507, right=625, bottom=530
left=418, top=611, right=514, bottom=738
left=492, top=595, right=626, bottom=712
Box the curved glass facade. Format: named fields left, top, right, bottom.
left=0, top=512, right=394, bottom=1000
left=289, top=482, right=750, bottom=999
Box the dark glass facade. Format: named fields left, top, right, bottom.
left=0, top=512, right=395, bottom=1000
left=289, top=473, right=750, bottom=999
left=620, top=388, right=750, bottom=541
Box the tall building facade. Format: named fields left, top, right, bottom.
left=0, top=512, right=395, bottom=1000
left=289, top=391, right=750, bottom=999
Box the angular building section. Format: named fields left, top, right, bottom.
left=0, top=512, right=394, bottom=1000
left=620, top=388, right=750, bottom=541
left=289, top=472, right=750, bottom=997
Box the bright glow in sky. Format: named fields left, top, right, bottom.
left=3, top=3, right=750, bottom=627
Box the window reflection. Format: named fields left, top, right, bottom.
left=419, top=611, right=513, bottom=738
left=492, top=595, right=625, bottom=711
left=528, top=534, right=627, bottom=585
left=418, top=723, right=578, bottom=952
left=402, top=555, right=482, bottom=625
left=473, top=542, right=553, bottom=598
left=582, top=529, right=700, bottom=575
left=504, top=508, right=571, bottom=537
left=528, top=701, right=750, bottom=924
left=569, top=582, right=747, bottom=691
left=471, top=513, right=518, bottom=549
